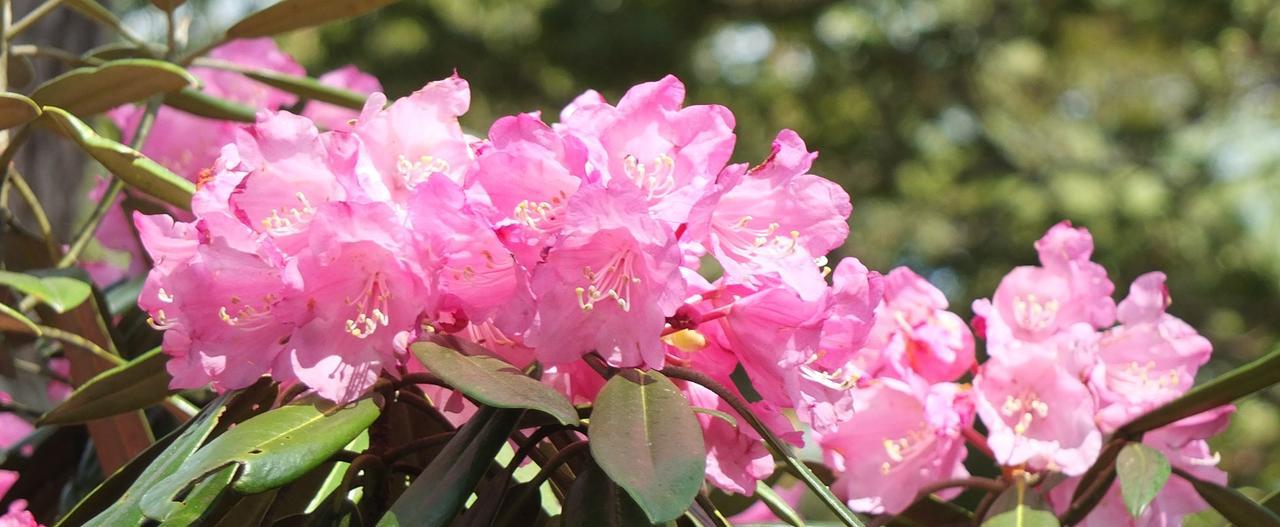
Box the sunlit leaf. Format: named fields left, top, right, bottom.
left=1116, top=443, right=1171, bottom=518
left=39, top=346, right=172, bottom=425
left=0, top=93, right=41, bottom=130
left=225, top=0, right=399, bottom=38
left=163, top=88, right=258, bottom=122
left=0, top=270, right=92, bottom=313
left=411, top=338, right=578, bottom=426
left=30, top=59, right=194, bottom=116
left=982, top=479, right=1059, bottom=527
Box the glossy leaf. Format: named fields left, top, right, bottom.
left=41, top=106, right=195, bottom=209
left=379, top=407, right=522, bottom=527
left=39, top=346, right=172, bottom=425
left=1118, top=347, right=1280, bottom=437
left=0, top=270, right=92, bottom=313
left=75, top=394, right=230, bottom=527
left=0, top=93, right=41, bottom=130
left=140, top=398, right=379, bottom=519
left=411, top=339, right=578, bottom=426
left=1116, top=443, right=1170, bottom=518
left=226, top=0, right=399, bottom=38
left=30, top=59, right=194, bottom=116
left=232, top=67, right=368, bottom=109
left=590, top=370, right=705, bottom=524
left=1179, top=469, right=1280, bottom=527
left=982, top=480, right=1059, bottom=527
left=562, top=458, right=652, bottom=527
left=164, top=88, right=258, bottom=122
left=157, top=465, right=238, bottom=526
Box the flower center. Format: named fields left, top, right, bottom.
left=879, top=423, right=932, bottom=474
left=397, top=155, right=450, bottom=189
left=718, top=215, right=802, bottom=260
left=1012, top=293, right=1060, bottom=333
left=574, top=250, right=641, bottom=313
left=1000, top=391, right=1051, bottom=436
left=1117, top=360, right=1181, bottom=393
left=261, top=192, right=317, bottom=236
left=344, top=273, right=392, bottom=339
left=623, top=154, right=676, bottom=201
left=218, top=294, right=277, bottom=329
left=146, top=308, right=178, bottom=330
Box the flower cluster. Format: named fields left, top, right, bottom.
left=134, top=72, right=1228, bottom=524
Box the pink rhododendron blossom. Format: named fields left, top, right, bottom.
left=302, top=65, right=383, bottom=130
left=558, top=75, right=736, bottom=225
left=685, top=383, right=796, bottom=495
left=716, top=277, right=829, bottom=406
left=973, top=353, right=1102, bottom=475
left=817, top=379, right=972, bottom=515
left=0, top=392, right=33, bottom=450
left=525, top=183, right=684, bottom=369
left=872, top=267, right=975, bottom=384
left=0, top=502, right=39, bottom=527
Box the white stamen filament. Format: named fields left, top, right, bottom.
left=623, top=154, right=676, bottom=201
left=344, top=273, right=392, bottom=339
left=575, top=251, right=641, bottom=313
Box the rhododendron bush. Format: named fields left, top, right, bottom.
left=1, top=2, right=1279, bottom=527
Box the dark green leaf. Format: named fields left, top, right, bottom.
left=140, top=398, right=379, bottom=519
left=1116, top=443, right=1171, bottom=518
left=73, top=394, right=230, bottom=527
left=39, top=346, right=172, bottom=425
left=562, top=458, right=653, bottom=527
left=0, top=93, right=41, bottom=129
left=157, top=464, right=238, bottom=526
left=0, top=270, right=92, bottom=313
left=590, top=370, right=705, bottom=524
left=40, top=106, right=195, bottom=209
left=1180, top=469, right=1280, bottom=527
left=411, top=339, right=578, bottom=426
left=30, top=59, right=195, bottom=117
left=891, top=495, right=974, bottom=527
left=982, top=480, right=1059, bottom=527
left=378, top=407, right=522, bottom=527
left=225, top=0, right=399, bottom=38
left=1118, top=347, right=1280, bottom=437
left=164, top=88, right=258, bottom=122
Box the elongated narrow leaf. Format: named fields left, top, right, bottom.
left=226, top=0, right=399, bottom=38
left=1179, top=470, right=1280, bottom=527
left=412, top=339, right=578, bottom=426
left=1116, top=443, right=1170, bottom=518
left=0, top=303, right=41, bottom=335
left=562, top=458, right=652, bottom=527
left=157, top=464, right=238, bottom=526
left=1118, top=348, right=1280, bottom=436
left=233, top=67, right=368, bottom=109
left=140, top=398, right=379, bottom=520
left=0, top=270, right=92, bottom=313
left=164, top=88, right=258, bottom=122
left=30, top=59, right=194, bottom=116
left=0, top=93, right=41, bottom=129
left=982, top=479, right=1059, bottom=527
left=71, top=394, right=230, bottom=527
left=755, top=481, right=806, bottom=527
left=590, top=370, right=705, bottom=524
left=66, top=0, right=134, bottom=34
left=379, top=407, right=522, bottom=527
left=39, top=346, right=172, bottom=425
left=41, top=107, right=195, bottom=209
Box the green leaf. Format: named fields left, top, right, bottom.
left=894, top=495, right=975, bottom=527
left=30, top=59, right=195, bottom=117
left=0, top=270, right=92, bottom=312
left=39, top=346, right=172, bottom=425
left=379, top=407, right=522, bottom=527
left=74, top=393, right=230, bottom=527
left=0, top=303, right=41, bottom=335
left=1117, top=347, right=1280, bottom=437
left=164, top=88, right=258, bottom=122
left=225, top=0, right=399, bottom=38
left=40, top=106, right=195, bottom=209
left=590, top=370, right=705, bottom=524
left=755, top=481, right=806, bottom=527
left=1116, top=443, right=1171, bottom=518
left=0, top=93, right=41, bottom=130
left=411, top=339, right=578, bottom=426
left=139, top=398, right=379, bottom=520
left=231, top=66, right=368, bottom=109
left=982, top=479, right=1059, bottom=527
left=562, top=458, right=653, bottom=527
left=157, top=464, right=238, bottom=526
left=1180, top=469, right=1280, bottom=527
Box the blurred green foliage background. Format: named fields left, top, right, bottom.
left=128, top=0, right=1280, bottom=495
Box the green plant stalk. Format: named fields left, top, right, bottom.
left=1117, top=347, right=1280, bottom=437
left=57, top=95, right=160, bottom=268
left=4, top=0, right=66, bottom=40
left=661, top=365, right=866, bottom=527
left=32, top=323, right=123, bottom=366
left=7, top=167, right=59, bottom=260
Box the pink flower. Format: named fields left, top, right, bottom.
left=0, top=502, right=40, bottom=527
left=691, top=130, right=850, bottom=300
left=0, top=392, right=33, bottom=451
left=973, top=353, right=1102, bottom=475
left=716, top=277, right=829, bottom=406
left=1093, top=273, right=1213, bottom=431
left=684, top=383, right=797, bottom=495
left=302, top=65, right=383, bottom=131
left=525, top=183, right=684, bottom=369
left=817, top=380, right=971, bottom=515
left=873, top=267, right=976, bottom=384
left=558, top=75, right=736, bottom=225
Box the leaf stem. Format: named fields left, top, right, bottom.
left=661, top=364, right=866, bottom=527
left=4, top=0, right=65, bottom=40
left=5, top=166, right=59, bottom=260
left=32, top=323, right=123, bottom=366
